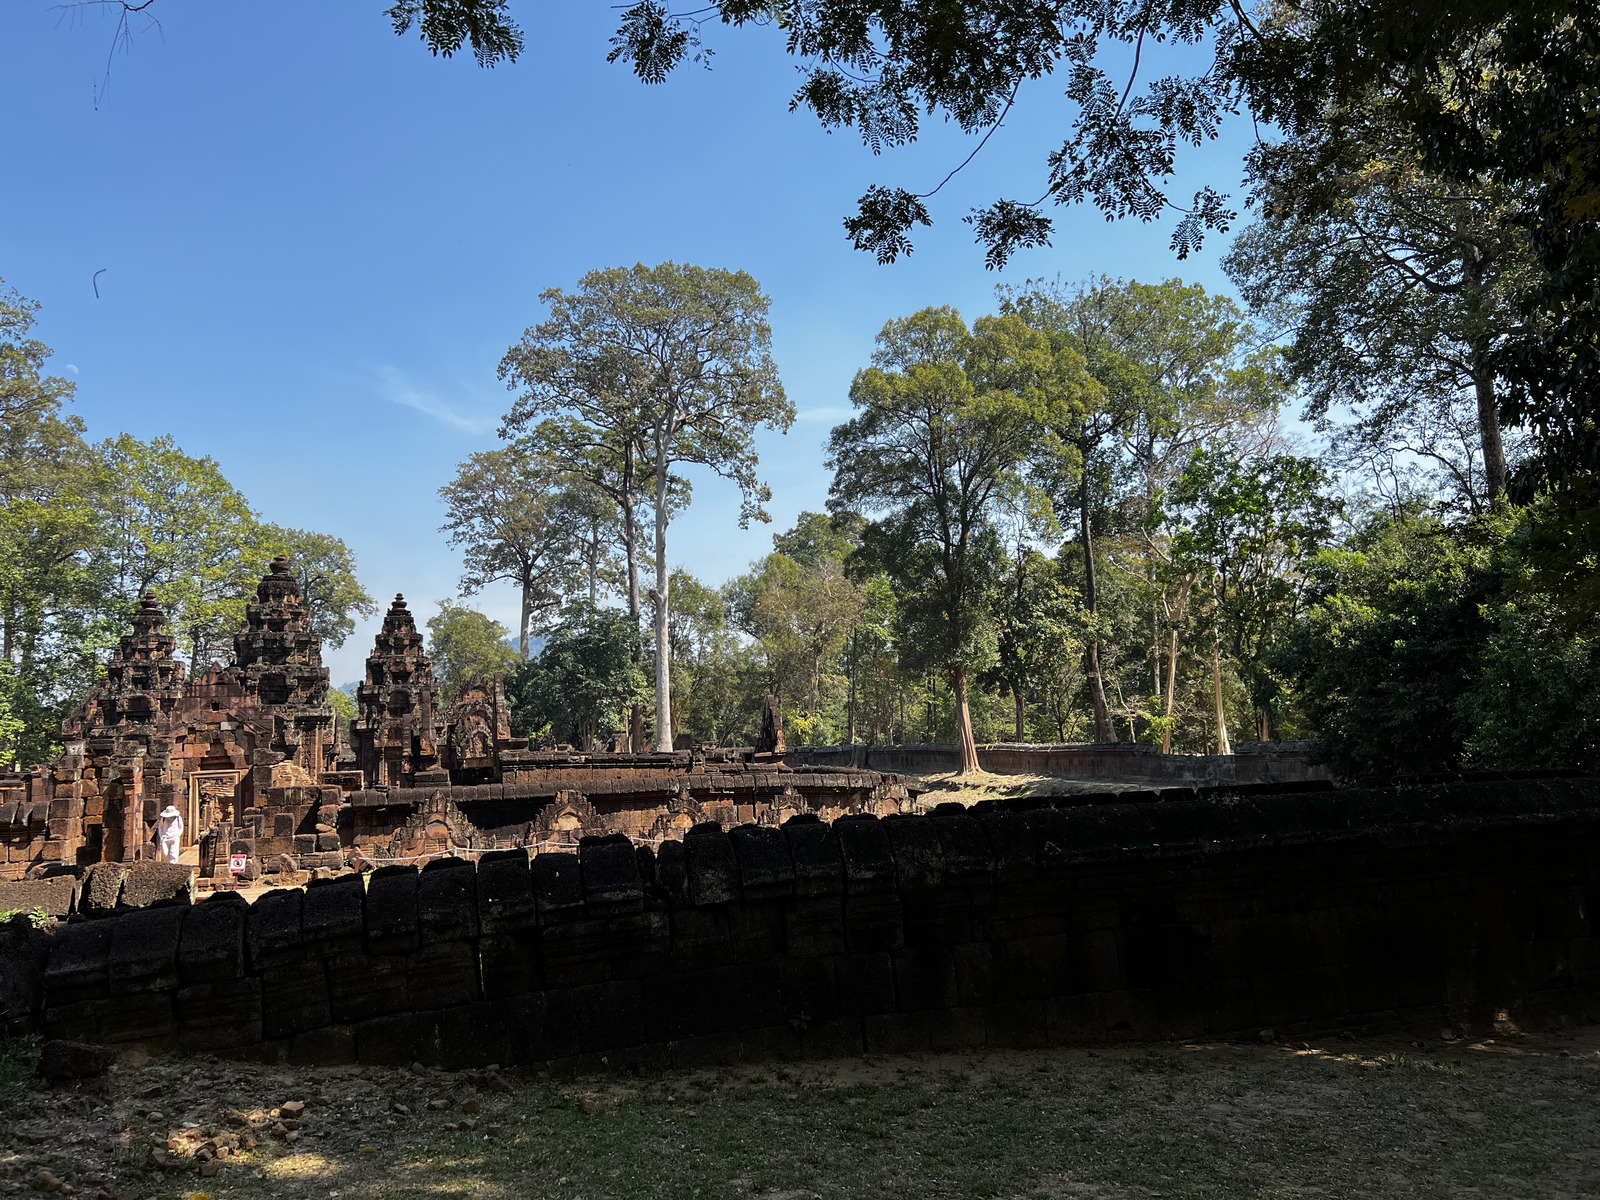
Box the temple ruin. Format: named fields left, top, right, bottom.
left=0, top=558, right=914, bottom=885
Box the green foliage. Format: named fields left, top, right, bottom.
left=1283, top=504, right=1600, bottom=776
left=0, top=906, right=50, bottom=929
left=500, top=262, right=792, bottom=751
left=507, top=602, right=647, bottom=747
left=439, top=443, right=598, bottom=655
left=326, top=684, right=357, bottom=729
left=424, top=602, right=523, bottom=702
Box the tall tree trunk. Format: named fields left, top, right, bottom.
left=953, top=662, right=981, bottom=775
left=846, top=630, right=858, bottom=744
left=1159, top=581, right=1190, bottom=754
left=623, top=443, right=644, bottom=753
left=1014, top=688, right=1025, bottom=742
left=518, top=578, right=532, bottom=659
left=1462, top=252, right=1508, bottom=502
left=1473, top=357, right=1508, bottom=501
left=1079, top=479, right=1113, bottom=742
left=652, top=451, right=673, bottom=753
left=1161, top=627, right=1181, bottom=754
left=1211, top=638, right=1232, bottom=756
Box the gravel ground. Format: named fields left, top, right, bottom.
left=3, top=1024, right=1598, bottom=1200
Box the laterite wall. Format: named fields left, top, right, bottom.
left=18, top=777, right=1600, bottom=1068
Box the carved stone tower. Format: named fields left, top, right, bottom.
left=352, top=595, right=448, bottom=787
left=69, top=592, right=189, bottom=744
left=232, top=556, right=335, bottom=774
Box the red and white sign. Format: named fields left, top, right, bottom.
left=228, top=855, right=248, bottom=874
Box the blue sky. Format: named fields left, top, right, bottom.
left=1, top=0, right=1261, bottom=685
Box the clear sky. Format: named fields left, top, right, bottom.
left=1, top=0, right=1261, bottom=686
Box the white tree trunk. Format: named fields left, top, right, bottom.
left=652, top=453, right=673, bottom=752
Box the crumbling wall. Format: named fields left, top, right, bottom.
left=19, top=777, right=1600, bottom=1067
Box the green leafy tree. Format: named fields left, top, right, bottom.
left=425, top=601, right=522, bottom=701
left=508, top=602, right=648, bottom=748
left=736, top=552, right=867, bottom=743
left=663, top=569, right=763, bottom=747
left=0, top=280, right=113, bottom=763
left=1170, top=447, right=1339, bottom=750
left=325, top=684, right=358, bottom=731
left=829, top=306, right=1089, bottom=772
left=259, top=526, right=377, bottom=650
left=499, top=263, right=792, bottom=750
left=984, top=547, right=1085, bottom=742
left=1225, top=117, right=1536, bottom=507
left=97, top=433, right=266, bottom=666
left=438, top=444, right=588, bottom=656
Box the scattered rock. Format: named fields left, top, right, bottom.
left=486, top=1125, right=502, bottom=1138
left=390, top=1103, right=410, bottom=1115
left=426, top=1099, right=449, bottom=1111
left=460, top=1099, right=479, bottom=1115
left=578, top=1097, right=601, bottom=1115
left=136, top=1084, right=163, bottom=1100
left=1257, top=1029, right=1275, bottom=1044
left=199, top=1162, right=219, bottom=1178
left=268, top=1123, right=288, bottom=1140
left=30, top=1169, right=64, bottom=1192
left=39, top=1040, right=112, bottom=1081
left=359, top=1146, right=377, bottom=1156
left=279, top=1101, right=305, bottom=1118
left=221, top=1110, right=250, bottom=1128
left=284, top=1131, right=300, bottom=1144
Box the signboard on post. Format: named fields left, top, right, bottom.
left=229, top=854, right=248, bottom=875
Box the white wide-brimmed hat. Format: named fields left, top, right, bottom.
left=159, top=804, right=181, bottom=818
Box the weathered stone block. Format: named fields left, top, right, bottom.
left=356, top=1010, right=438, bottom=1066
left=579, top=835, right=643, bottom=914
left=78, top=862, right=127, bottom=916
left=684, top=824, right=739, bottom=907
left=883, top=815, right=946, bottom=891
left=177, top=891, right=248, bottom=982
left=43, top=919, right=114, bottom=1006
left=327, top=950, right=407, bottom=1021
left=405, top=940, right=480, bottom=1010
left=246, top=887, right=304, bottom=970
left=571, top=979, right=644, bottom=1053
left=531, top=851, right=584, bottom=916
left=117, top=863, right=194, bottom=910
left=863, top=1006, right=985, bottom=1054
left=175, top=976, right=263, bottom=1049
left=302, top=873, right=366, bottom=955
left=108, top=905, right=186, bottom=995
left=728, top=824, right=794, bottom=900
left=476, top=849, right=535, bottom=933
left=836, top=815, right=896, bottom=896
left=288, top=1024, right=356, bottom=1065
left=261, top=958, right=331, bottom=1039
left=418, top=858, right=478, bottom=943
left=365, top=865, right=419, bottom=954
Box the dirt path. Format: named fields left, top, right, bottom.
left=5, top=1024, right=1599, bottom=1200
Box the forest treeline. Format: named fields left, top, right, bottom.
left=4, top=257, right=1597, bottom=779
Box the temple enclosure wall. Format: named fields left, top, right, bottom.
left=7, top=776, right=1600, bottom=1068
left=785, top=740, right=1331, bottom=784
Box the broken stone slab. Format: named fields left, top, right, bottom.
left=38, top=1037, right=112, bottom=1079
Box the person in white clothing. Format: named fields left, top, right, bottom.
left=155, top=804, right=183, bottom=864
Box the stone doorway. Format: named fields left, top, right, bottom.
left=187, top=770, right=243, bottom=847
